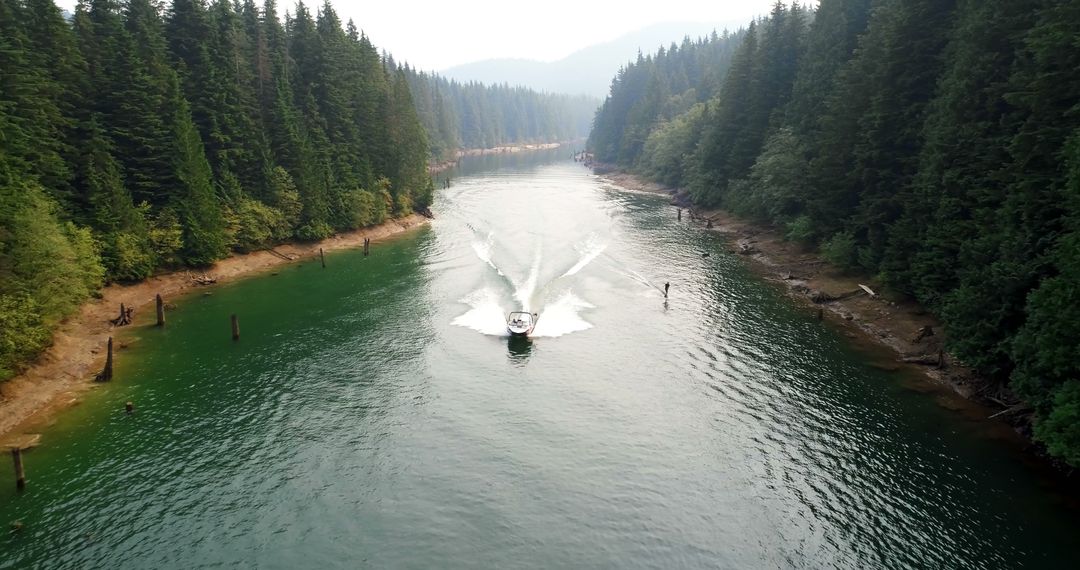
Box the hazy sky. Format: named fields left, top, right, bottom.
left=56, top=0, right=785, bottom=70
left=327, top=0, right=783, bottom=70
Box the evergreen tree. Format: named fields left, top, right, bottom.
left=169, top=76, right=228, bottom=265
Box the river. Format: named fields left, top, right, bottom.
left=1, top=149, right=1077, bottom=568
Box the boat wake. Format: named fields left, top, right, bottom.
left=451, top=288, right=510, bottom=336
left=471, top=232, right=504, bottom=277
left=530, top=292, right=594, bottom=337
left=455, top=235, right=606, bottom=338
left=562, top=234, right=607, bottom=277
left=511, top=244, right=542, bottom=312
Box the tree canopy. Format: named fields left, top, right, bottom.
left=1, top=0, right=595, bottom=382
left=588, top=0, right=1080, bottom=466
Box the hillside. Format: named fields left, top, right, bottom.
left=442, top=21, right=742, bottom=98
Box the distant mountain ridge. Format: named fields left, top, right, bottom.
left=441, top=21, right=744, bottom=98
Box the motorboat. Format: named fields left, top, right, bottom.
left=506, top=311, right=538, bottom=337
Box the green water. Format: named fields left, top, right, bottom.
left=2, top=150, right=1078, bottom=569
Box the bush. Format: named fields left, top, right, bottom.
left=785, top=215, right=816, bottom=244
left=0, top=293, right=52, bottom=380
left=343, top=189, right=382, bottom=229
left=821, top=231, right=858, bottom=269
left=230, top=198, right=289, bottom=252
left=0, top=181, right=105, bottom=378
left=1034, top=381, right=1080, bottom=466
left=295, top=221, right=334, bottom=242
left=103, top=230, right=156, bottom=281
left=394, top=192, right=413, bottom=217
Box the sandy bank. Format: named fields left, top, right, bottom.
left=0, top=214, right=429, bottom=444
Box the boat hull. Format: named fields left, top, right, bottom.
left=506, top=312, right=537, bottom=337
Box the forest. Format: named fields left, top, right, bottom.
left=404, top=69, right=597, bottom=161
left=589, top=0, right=1080, bottom=467
left=0, top=0, right=589, bottom=381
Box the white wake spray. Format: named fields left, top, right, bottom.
left=562, top=234, right=608, bottom=278
left=530, top=291, right=595, bottom=337
left=451, top=288, right=511, bottom=336
left=471, top=232, right=504, bottom=276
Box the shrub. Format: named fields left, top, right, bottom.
left=785, top=215, right=816, bottom=244
left=821, top=231, right=858, bottom=269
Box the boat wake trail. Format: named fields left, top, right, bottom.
left=604, top=254, right=664, bottom=294
left=471, top=232, right=505, bottom=277
left=512, top=243, right=542, bottom=312
left=562, top=234, right=608, bottom=278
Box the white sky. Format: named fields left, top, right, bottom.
left=56, top=0, right=786, bottom=71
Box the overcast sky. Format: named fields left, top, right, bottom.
left=57, top=0, right=787, bottom=71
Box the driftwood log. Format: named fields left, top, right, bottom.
left=900, top=352, right=946, bottom=367
left=264, top=248, right=295, bottom=261
left=912, top=325, right=935, bottom=343
left=190, top=272, right=217, bottom=285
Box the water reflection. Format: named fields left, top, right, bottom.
left=506, top=335, right=534, bottom=364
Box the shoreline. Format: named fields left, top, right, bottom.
left=597, top=169, right=1062, bottom=463
left=428, top=142, right=566, bottom=174
left=0, top=214, right=429, bottom=445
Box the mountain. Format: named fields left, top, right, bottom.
left=441, top=21, right=744, bottom=98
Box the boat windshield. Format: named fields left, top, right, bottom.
left=510, top=313, right=531, bottom=325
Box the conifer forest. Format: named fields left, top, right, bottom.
left=0, top=0, right=589, bottom=379
left=589, top=0, right=1080, bottom=466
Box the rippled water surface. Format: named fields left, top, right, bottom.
left=2, top=150, right=1078, bottom=568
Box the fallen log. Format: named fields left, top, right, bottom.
left=912, top=325, right=935, bottom=344
left=263, top=248, right=294, bottom=261
left=989, top=405, right=1031, bottom=420
left=832, top=289, right=865, bottom=301
left=900, top=354, right=940, bottom=366
left=190, top=272, right=217, bottom=285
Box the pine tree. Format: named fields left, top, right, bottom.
left=169, top=75, right=228, bottom=265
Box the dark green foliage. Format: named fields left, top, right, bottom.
left=689, top=3, right=808, bottom=206
left=171, top=78, right=227, bottom=266
left=590, top=29, right=745, bottom=183
left=0, top=175, right=104, bottom=378
left=590, top=0, right=1080, bottom=465
left=1, top=0, right=446, bottom=379
left=1035, top=381, right=1080, bottom=466
left=402, top=67, right=598, bottom=161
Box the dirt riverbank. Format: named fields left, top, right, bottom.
left=0, top=214, right=429, bottom=445
left=597, top=170, right=1034, bottom=429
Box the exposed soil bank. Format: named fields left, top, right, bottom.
left=596, top=169, right=1066, bottom=465
left=0, top=214, right=429, bottom=445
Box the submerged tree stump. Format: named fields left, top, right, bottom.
left=110, top=303, right=133, bottom=326
left=95, top=337, right=114, bottom=382
left=12, top=448, right=26, bottom=491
